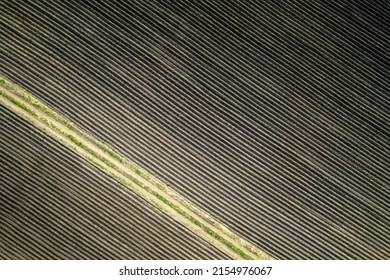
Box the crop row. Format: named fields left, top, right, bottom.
left=0, top=0, right=389, bottom=258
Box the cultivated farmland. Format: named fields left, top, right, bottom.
left=1, top=0, right=390, bottom=259
left=0, top=105, right=230, bottom=259
left=0, top=78, right=265, bottom=259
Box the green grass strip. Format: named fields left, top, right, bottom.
left=0, top=91, right=38, bottom=117
left=97, top=143, right=125, bottom=163
left=87, top=157, right=106, bottom=170
left=66, top=134, right=116, bottom=168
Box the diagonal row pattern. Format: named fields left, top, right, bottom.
left=0, top=105, right=230, bottom=259
left=0, top=0, right=389, bottom=259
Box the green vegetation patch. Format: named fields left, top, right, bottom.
left=67, top=134, right=83, bottom=146
left=97, top=143, right=125, bottom=163
left=87, top=157, right=106, bottom=170
left=18, top=91, right=52, bottom=116
left=0, top=91, right=38, bottom=117
left=156, top=183, right=166, bottom=191
left=101, top=157, right=116, bottom=168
